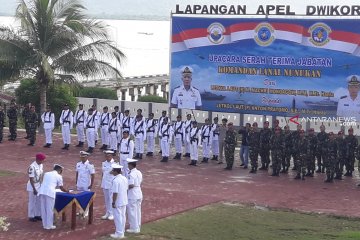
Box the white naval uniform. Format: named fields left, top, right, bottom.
left=101, top=159, right=115, bottom=218
left=119, top=137, right=134, bottom=177
left=157, top=116, right=166, bottom=151
left=38, top=170, right=63, bottom=229
left=59, top=110, right=74, bottom=145
left=121, top=115, right=133, bottom=134
left=41, top=111, right=55, bottom=145
left=201, top=125, right=213, bottom=159
left=27, top=161, right=43, bottom=218
left=336, top=95, right=360, bottom=122
left=93, top=110, right=101, bottom=142
left=76, top=160, right=95, bottom=191
left=127, top=168, right=143, bottom=232
left=171, top=85, right=202, bottom=110
left=108, top=118, right=121, bottom=151
left=85, top=114, right=98, bottom=148
left=184, top=120, right=192, bottom=155
left=211, top=123, right=220, bottom=156
left=131, top=119, right=147, bottom=155
left=112, top=174, right=128, bottom=238
left=116, top=112, right=124, bottom=143
left=145, top=118, right=157, bottom=153
left=188, top=127, right=201, bottom=161
left=100, top=112, right=111, bottom=146
left=159, top=124, right=174, bottom=157
left=173, top=121, right=185, bottom=154
left=74, top=109, right=87, bottom=143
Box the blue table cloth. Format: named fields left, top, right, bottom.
left=55, top=191, right=95, bottom=213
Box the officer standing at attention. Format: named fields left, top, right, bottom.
left=188, top=121, right=201, bottom=166
left=27, top=105, right=38, bottom=146
left=27, top=153, right=46, bottom=222
left=259, top=121, right=272, bottom=170
left=91, top=105, right=101, bottom=145
left=248, top=122, right=260, bottom=173
left=38, top=164, right=69, bottom=230
left=131, top=114, right=147, bottom=160
left=173, top=115, right=185, bottom=160
left=126, top=158, right=143, bottom=234
left=316, top=124, right=328, bottom=173
left=41, top=104, right=55, bottom=148
left=200, top=118, right=213, bottom=163
left=157, top=110, right=167, bottom=154
left=101, top=150, right=115, bottom=221
left=337, top=75, right=360, bottom=121
left=110, top=163, right=128, bottom=239
left=0, top=105, right=4, bottom=143
left=211, top=117, right=220, bottom=161
left=100, top=106, right=111, bottom=150
left=159, top=117, right=174, bottom=162
left=108, top=112, right=121, bottom=154
left=75, top=151, right=95, bottom=191
left=59, top=103, right=73, bottom=150
left=183, top=114, right=193, bottom=158
left=171, top=66, right=202, bottom=110
left=74, top=104, right=87, bottom=147
left=224, top=122, right=237, bottom=170
left=85, top=108, right=98, bottom=153
left=7, top=101, right=17, bottom=141
left=145, top=113, right=157, bottom=156
left=119, top=130, right=134, bottom=177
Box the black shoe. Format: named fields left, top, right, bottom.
left=8, top=138, right=15, bottom=141
left=271, top=172, right=277, bottom=176
left=29, top=217, right=37, bottom=222
left=211, top=155, right=216, bottom=160
left=184, top=153, right=190, bottom=157
left=240, top=163, right=245, bottom=167
left=95, top=140, right=98, bottom=145
left=334, top=175, right=342, bottom=180
left=292, top=166, right=297, bottom=171
left=159, top=150, right=162, bottom=154
left=280, top=169, right=286, bottom=173
left=146, top=152, right=151, bottom=156
left=224, top=167, right=232, bottom=170
left=87, top=147, right=93, bottom=153
left=100, top=144, right=106, bottom=150
left=62, top=145, right=67, bottom=149
left=305, top=172, right=311, bottom=176
left=217, top=161, right=223, bottom=164
left=34, top=216, right=42, bottom=221
left=173, top=154, right=179, bottom=160
left=160, top=157, right=167, bottom=162
left=148, top=152, right=153, bottom=156
left=243, top=166, right=248, bottom=169
left=28, top=143, right=34, bottom=146
left=301, top=175, right=306, bottom=180
left=249, top=169, right=256, bottom=173
left=324, top=178, right=333, bottom=183
left=294, top=174, right=301, bottom=180
left=75, top=142, right=82, bottom=147
left=139, top=154, right=143, bottom=159
left=24, top=136, right=30, bottom=139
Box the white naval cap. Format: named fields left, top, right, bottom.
left=103, top=150, right=114, bottom=154
left=347, top=75, right=360, bottom=86
left=54, top=164, right=64, bottom=169
left=126, top=158, right=138, bottom=163
left=180, top=66, right=193, bottom=75
left=80, top=151, right=90, bottom=156
left=111, top=163, right=123, bottom=169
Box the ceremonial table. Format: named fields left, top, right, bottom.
left=55, top=191, right=95, bottom=230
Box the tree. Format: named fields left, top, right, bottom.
left=0, top=0, right=125, bottom=114
left=16, top=79, right=77, bottom=126
left=138, top=95, right=168, bottom=103
left=77, top=87, right=118, bottom=100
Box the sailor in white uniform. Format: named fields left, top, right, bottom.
left=159, top=117, right=174, bottom=162
left=121, top=110, right=133, bottom=135
left=211, top=117, right=220, bottom=161
left=183, top=114, right=193, bottom=157
left=75, top=151, right=95, bottom=191
left=38, top=164, right=69, bottom=230
left=200, top=118, right=213, bottom=163
left=74, top=104, right=87, bottom=147
left=157, top=110, right=167, bottom=154
left=131, top=115, right=147, bottom=159
left=59, top=104, right=73, bottom=150
left=126, top=159, right=143, bottom=234
left=337, top=75, right=360, bottom=122
left=171, top=66, right=202, bottom=110
left=108, top=112, right=121, bottom=154
left=85, top=108, right=98, bottom=153
left=110, top=163, right=128, bottom=239
left=188, top=121, right=201, bottom=166
left=27, top=153, right=45, bottom=222
left=92, top=105, right=101, bottom=145
left=100, top=106, right=111, bottom=150
left=145, top=113, right=157, bottom=156
left=101, top=150, right=115, bottom=221
left=118, top=130, right=134, bottom=177
left=173, top=115, right=185, bottom=160
left=41, top=104, right=55, bottom=148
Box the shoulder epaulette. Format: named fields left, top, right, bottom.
left=340, top=95, right=347, bottom=99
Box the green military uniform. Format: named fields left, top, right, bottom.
left=344, top=132, right=358, bottom=177
left=325, top=134, right=337, bottom=182
left=224, top=128, right=237, bottom=170
left=335, top=133, right=346, bottom=179
left=22, top=105, right=31, bottom=139
left=259, top=125, right=271, bottom=170
left=7, top=104, right=17, bottom=141
left=282, top=128, right=292, bottom=173
left=0, top=108, right=4, bottom=143
left=316, top=130, right=328, bottom=173
left=248, top=128, right=260, bottom=173
left=27, top=110, right=38, bottom=146
left=306, top=130, right=317, bottom=176
left=293, top=131, right=307, bottom=180
left=270, top=129, right=284, bottom=176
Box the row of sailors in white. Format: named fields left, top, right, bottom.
left=27, top=151, right=143, bottom=236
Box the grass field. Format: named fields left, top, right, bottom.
left=101, top=203, right=360, bottom=240
left=0, top=170, right=15, bottom=177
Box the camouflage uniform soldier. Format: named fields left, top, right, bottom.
left=324, top=132, right=337, bottom=183
left=248, top=122, right=260, bottom=173
left=290, top=124, right=302, bottom=170
left=259, top=121, right=271, bottom=170
left=335, top=131, right=346, bottom=180
left=281, top=125, right=292, bottom=173
left=7, top=101, right=18, bottom=141
left=316, top=125, right=328, bottom=173
left=27, top=106, right=38, bottom=146
left=0, top=105, right=4, bottom=143
left=270, top=127, right=284, bottom=176
left=306, top=128, right=317, bottom=177
left=224, top=122, right=237, bottom=170
left=293, top=129, right=307, bottom=180
left=344, top=128, right=358, bottom=177
left=22, top=103, right=31, bottom=139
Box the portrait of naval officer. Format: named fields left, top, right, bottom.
left=171, top=66, right=202, bottom=110
left=337, top=75, right=360, bottom=121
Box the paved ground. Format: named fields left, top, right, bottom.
left=1, top=130, right=360, bottom=240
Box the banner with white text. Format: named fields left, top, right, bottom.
left=170, top=16, right=360, bottom=120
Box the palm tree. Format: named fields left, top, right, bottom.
left=0, top=0, right=125, bottom=113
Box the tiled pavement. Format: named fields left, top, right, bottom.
left=1, top=130, right=360, bottom=240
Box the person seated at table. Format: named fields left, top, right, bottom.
left=38, top=164, right=69, bottom=230
left=76, top=151, right=95, bottom=191
left=110, top=163, right=128, bottom=239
